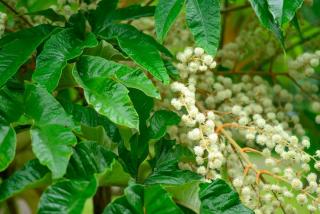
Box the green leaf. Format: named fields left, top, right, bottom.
left=0, top=159, right=50, bottom=202
left=84, top=40, right=125, bottom=61
left=31, top=124, right=77, bottom=179
left=148, top=110, right=180, bottom=140
left=25, top=84, right=77, bottom=178
left=248, top=0, right=285, bottom=47
left=103, top=196, right=135, bottom=214
left=99, top=24, right=170, bottom=84
left=0, top=82, right=24, bottom=125
left=89, top=0, right=119, bottom=33
left=61, top=101, right=121, bottom=143
left=155, top=0, right=185, bottom=43
left=73, top=61, right=139, bottom=130
left=124, top=184, right=144, bottom=214
left=267, top=0, right=303, bottom=25
left=165, top=181, right=201, bottom=213
left=186, top=0, right=221, bottom=55
left=0, top=126, right=16, bottom=171
left=117, top=89, right=153, bottom=177
left=24, top=84, right=75, bottom=127
left=199, top=179, right=254, bottom=214
left=164, top=60, right=180, bottom=80
left=26, top=8, right=66, bottom=22
left=77, top=55, right=160, bottom=98
left=38, top=178, right=98, bottom=214
left=32, top=29, right=98, bottom=92
left=146, top=139, right=201, bottom=185
left=145, top=185, right=183, bottom=214
left=0, top=25, right=55, bottom=88
left=66, top=141, right=116, bottom=180
left=113, top=5, right=155, bottom=21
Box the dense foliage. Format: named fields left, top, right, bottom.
left=0, top=0, right=319, bottom=213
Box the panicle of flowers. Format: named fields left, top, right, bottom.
left=288, top=51, right=320, bottom=124
left=167, top=46, right=320, bottom=213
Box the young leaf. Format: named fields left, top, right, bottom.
left=38, top=178, right=98, bottom=214
left=267, top=0, right=303, bottom=25
left=103, top=196, right=136, bottom=214
left=77, top=55, right=160, bottom=98
left=145, top=185, right=183, bottom=214
left=73, top=63, right=139, bottom=130
left=0, top=25, right=55, bottom=88
left=99, top=24, right=170, bottom=84
left=32, top=29, right=98, bottom=92
left=25, top=84, right=77, bottom=178
left=0, top=126, right=16, bottom=172
left=186, top=0, right=221, bottom=55
left=65, top=141, right=116, bottom=180
left=148, top=110, right=180, bottom=140
left=155, top=0, right=185, bottom=43
left=248, top=0, right=285, bottom=47
left=199, top=179, right=254, bottom=214
left=0, top=159, right=50, bottom=202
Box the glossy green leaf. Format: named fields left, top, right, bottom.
left=31, top=125, right=77, bottom=179
left=25, top=84, right=77, bottom=178
left=0, top=159, right=50, bottom=202
left=155, top=0, right=185, bottom=43
left=124, top=184, right=144, bottom=214
left=186, top=0, right=221, bottom=55
left=89, top=0, right=119, bottom=33
left=148, top=110, right=180, bottom=140
left=146, top=139, right=201, bottom=185
left=0, top=126, right=16, bottom=171
left=99, top=24, right=170, bottom=84
left=0, top=82, right=24, bottom=125
left=145, top=185, right=183, bottom=214
left=248, top=0, right=285, bottom=46
left=117, top=89, right=153, bottom=177
left=114, top=5, right=155, bottom=20
left=73, top=63, right=139, bottom=130
left=24, top=84, right=75, bottom=127
left=38, top=178, right=98, bottom=214
left=61, top=101, right=121, bottom=143
left=103, top=196, right=135, bottom=214
left=267, top=0, right=303, bottom=25
left=0, top=25, right=55, bottom=88
left=32, top=29, right=98, bottom=92
left=164, top=60, right=180, bottom=80
left=66, top=141, right=116, bottom=180
left=27, top=8, right=66, bottom=22
left=165, top=181, right=201, bottom=213
left=199, top=179, right=254, bottom=214
left=77, top=55, right=160, bottom=98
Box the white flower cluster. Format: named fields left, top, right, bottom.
left=217, top=22, right=277, bottom=69
left=288, top=51, right=320, bottom=124
left=168, top=47, right=320, bottom=213
left=0, top=12, right=7, bottom=38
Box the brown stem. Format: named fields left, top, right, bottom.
left=0, top=0, right=32, bottom=27
left=93, top=186, right=112, bottom=214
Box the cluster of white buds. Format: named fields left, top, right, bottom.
left=0, top=12, right=7, bottom=38
left=217, top=22, right=277, bottom=69
left=288, top=51, right=320, bottom=124
left=166, top=46, right=320, bottom=213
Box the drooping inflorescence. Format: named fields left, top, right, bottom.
left=165, top=46, right=320, bottom=213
